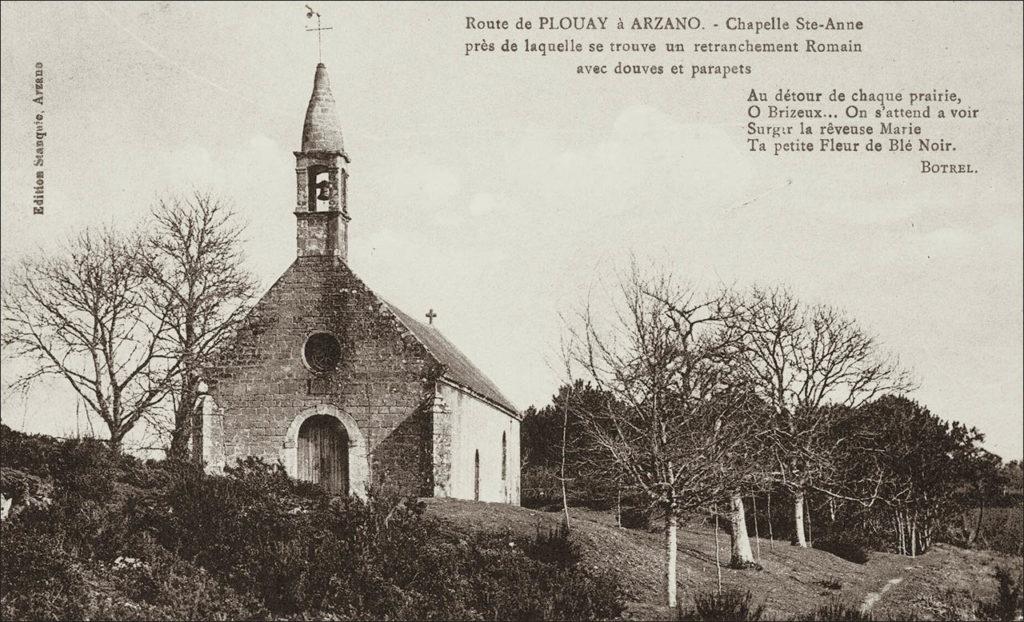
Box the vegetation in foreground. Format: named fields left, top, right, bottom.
left=2, top=424, right=1022, bottom=621
left=0, top=425, right=623, bottom=621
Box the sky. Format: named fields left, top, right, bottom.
left=1, top=2, right=1022, bottom=459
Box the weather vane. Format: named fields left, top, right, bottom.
left=305, top=5, right=332, bottom=63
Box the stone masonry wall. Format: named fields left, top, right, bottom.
left=203, top=256, right=442, bottom=497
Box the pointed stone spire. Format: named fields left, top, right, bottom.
left=294, top=63, right=350, bottom=260
left=301, top=63, right=346, bottom=156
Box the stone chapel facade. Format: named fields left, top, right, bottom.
left=193, top=63, right=520, bottom=504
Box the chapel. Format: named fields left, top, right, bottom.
left=193, top=63, right=520, bottom=504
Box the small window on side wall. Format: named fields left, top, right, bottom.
left=501, top=432, right=507, bottom=481
left=474, top=450, right=481, bottom=501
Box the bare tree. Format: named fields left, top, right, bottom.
left=144, top=193, right=257, bottom=460
left=564, top=265, right=758, bottom=608
left=1, top=229, right=176, bottom=451
left=733, top=286, right=913, bottom=547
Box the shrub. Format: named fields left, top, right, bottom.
left=151, top=458, right=328, bottom=612
left=678, top=589, right=765, bottom=621
left=620, top=504, right=655, bottom=530
left=103, top=533, right=268, bottom=621
left=521, top=463, right=561, bottom=509
left=816, top=537, right=870, bottom=564
left=0, top=424, right=62, bottom=476
left=1, top=428, right=625, bottom=621
left=526, top=523, right=578, bottom=566
left=0, top=510, right=267, bottom=621
left=969, top=507, right=1024, bottom=556
left=468, top=525, right=623, bottom=621
left=0, top=507, right=94, bottom=620
left=935, top=587, right=979, bottom=621
left=153, top=458, right=624, bottom=619
left=0, top=467, right=49, bottom=500
left=976, top=566, right=1024, bottom=621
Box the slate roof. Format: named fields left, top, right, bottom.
left=384, top=302, right=518, bottom=416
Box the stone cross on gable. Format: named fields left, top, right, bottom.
left=305, top=5, right=333, bottom=63
left=425, top=309, right=437, bottom=325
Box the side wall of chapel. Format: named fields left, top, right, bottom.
left=437, top=382, right=521, bottom=504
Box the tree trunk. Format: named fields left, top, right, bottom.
left=750, top=495, right=762, bottom=562
left=169, top=413, right=191, bottom=459
left=108, top=422, right=127, bottom=453
left=971, top=498, right=985, bottom=547
left=560, top=397, right=571, bottom=532
left=728, top=492, right=755, bottom=567
left=909, top=512, right=917, bottom=558
left=665, top=510, right=678, bottom=608
left=792, top=490, right=808, bottom=547
left=616, top=486, right=622, bottom=528
left=169, top=317, right=199, bottom=460
left=806, top=496, right=813, bottom=546
left=896, top=510, right=905, bottom=555
left=169, top=397, right=193, bottom=459
left=714, top=505, right=723, bottom=594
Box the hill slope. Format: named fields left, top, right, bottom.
left=425, top=498, right=1023, bottom=620
left=2, top=425, right=1019, bottom=621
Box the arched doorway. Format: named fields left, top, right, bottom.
left=282, top=404, right=367, bottom=498
left=297, top=414, right=349, bottom=494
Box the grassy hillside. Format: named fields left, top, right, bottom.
left=426, top=499, right=1024, bottom=620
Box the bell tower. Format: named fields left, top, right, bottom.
left=295, top=63, right=350, bottom=260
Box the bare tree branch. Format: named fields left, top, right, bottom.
left=2, top=229, right=177, bottom=450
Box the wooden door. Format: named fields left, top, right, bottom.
left=297, top=415, right=349, bottom=495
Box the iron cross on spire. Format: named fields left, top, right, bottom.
left=305, top=5, right=333, bottom=63
left=425, top=309, right=437, bottom=325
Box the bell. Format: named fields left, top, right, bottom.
left=316, top=181, right=332, bottom=201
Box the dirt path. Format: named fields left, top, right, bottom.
left=861, top=576, right=905, bottom=614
